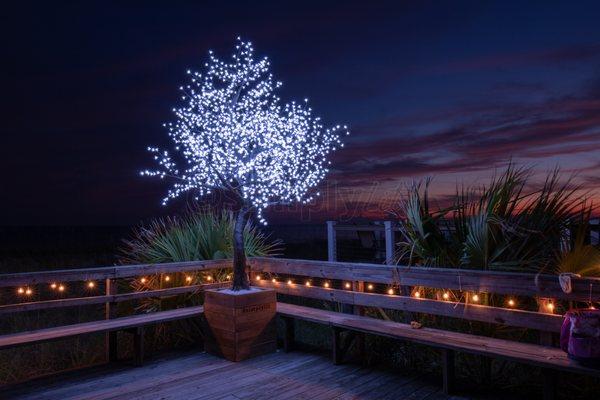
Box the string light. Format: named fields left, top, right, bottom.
left=272, top=278, right=277, bottom=283
left=323, top=282, right=330, bottom=288
left=226, top=274, right=231, bottom=280
left=413, top=291, right=421, bottom=298
left=255, top=275, right=261, bottom=281
left=206, top=276, right=213, bottom=282
left=87, top=281, right=95, bottom=289
left=140, top=277, right=147, bottom=284
left=508, top=299, right=515, bottom=307
left=164, top=275, right=171, bottom=282
left=50, top=283, right=57, bottom=290
left=287, top=279, right=293, bottom=285
left=387, top=288, right=394, bottom=295
left=344, top=282, right=351, bottom=289
left=442, top=292, right=450, bottom=300
left=25, top=288, right=32, bottom=295
left=546, top=302, right=554, bottom=312
left=367, top=284, right=374, bottom=291
left=186, top=276, right=192, bottom=283
left=472, top=294, right=480, bottom=302
left=17, top=287, right=25, bottom=294
left=305, top=281, right=311, bottom=286
left=58, top=285, right=65, bottom=292
left=141, top=38, right=349, bottom=226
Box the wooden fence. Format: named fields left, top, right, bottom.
left=2, top=257, right=600, bottom=337
left=0, top=259, right=231, bottom=316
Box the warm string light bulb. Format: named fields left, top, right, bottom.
left=272, top=278, right=277, bottom=283
left=413, top=291, right=421, bottom=298
left=471, top=294, right=480, bottom=302
left=367, top=284, right=374, bottom=291
left=87, top=281, right=95, bottom=289
left=17, top=287, right=25, bottom=294
left=164, top=275, right=171, bottom=282
left=50, top=283, right=57, bottom=290
left=546, top=302, right=554, bottom=312
left=25, top=288, right=32, bottom=295
left=140, top=38, right=349, bottom=226
left=140, top=277, right=147, bottom=284
left=323, top=282, right=330, bottom=288
left=287, top=279, right=293, bottom=285
left=305, top=281, right=311, bottom=287
left=58, top=285, right=65, bottom=292
left=442, top=292, right=450, bottom=300
left=186, top=276, right=192, bottom=283
left=255, top=275, right=261, bottom=281
left=206, top=276, right=213, bottom=282
left=387, top=288, right=394, bottom=295
left=508, top=299, right=515, bottom=307
left=344, top=282, right=351, bottom=289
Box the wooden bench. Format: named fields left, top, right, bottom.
left=276, top=302, right=600, bottom=399
left=0, top=259, right=226, bottom=372
left=249, top=257, right=600, bottom=400
left=0, top=306, right=204, bottom=366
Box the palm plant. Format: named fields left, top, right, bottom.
left=121, top=209, right=279, bottom=265
left=397, top=165, right=595, bottom=274
left=120, top=208, right=281, bottom=314
left=556, top=206, right=600, bottom=277
left=396, top=179, right=461, bottom=267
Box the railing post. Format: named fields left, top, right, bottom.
left=282, top=316, right=295, bottom=353
left=105, top=278, right=118, bottom=362
left=386, top=220, right=413, bottom=322
left=327, top=221, right=337, bottom=262
left=353, top=280, right=365, bottom=362
left=384, top=221, right=394, bottom=265
left=538, top=298, right=555, bottom=346
left=441, top=348, right=455, bottom=394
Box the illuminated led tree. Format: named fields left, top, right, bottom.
left=142, top=38, right=348, bottom=290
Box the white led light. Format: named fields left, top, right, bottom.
left=141, top=38, right=348, bottom=224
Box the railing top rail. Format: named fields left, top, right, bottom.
left=249, top=257, right=600, bottom=302
left=2, top=257, right=599, bottom=301
left=0, top=259, right=230, bottom=287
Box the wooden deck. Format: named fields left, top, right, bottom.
left=0, top=350, right=483, bottom=400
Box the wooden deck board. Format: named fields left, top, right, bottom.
left=1, top=350, right=494, bottom=400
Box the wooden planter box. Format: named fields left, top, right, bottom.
left=203, top=287, right=277, bottom=362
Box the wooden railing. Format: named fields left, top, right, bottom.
left=2, top=257, right=600, bottom=336
left=249, top=257, right=600, bottom=335
left=249, top=258, right=600, bottom=301
left=0, top=259, right=231, bottom=316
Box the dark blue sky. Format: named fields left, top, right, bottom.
left=3, top=1, right=600, bottom=225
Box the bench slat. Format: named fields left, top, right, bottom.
left=0, top=306, right=204, bottom=349
left=276, top=303, right=600, bottom=377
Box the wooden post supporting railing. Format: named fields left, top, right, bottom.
left=105, top=278, right=118, bottom=362
left=384, top=221, right=394, bottom=265
left=353, top=280, right=366, bottom=362
left=538, top=298, right=555, bottom=346
left=385, top=221, right=413, bottom=322
left=327, top=221, right=337, bottom=262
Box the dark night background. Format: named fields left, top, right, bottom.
left=2, top=1, right=600, bottom=227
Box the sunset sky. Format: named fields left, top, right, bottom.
left=3, top=1, right=600, bottom=225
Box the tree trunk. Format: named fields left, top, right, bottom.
left=232, top=208, right=250, bottom=290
